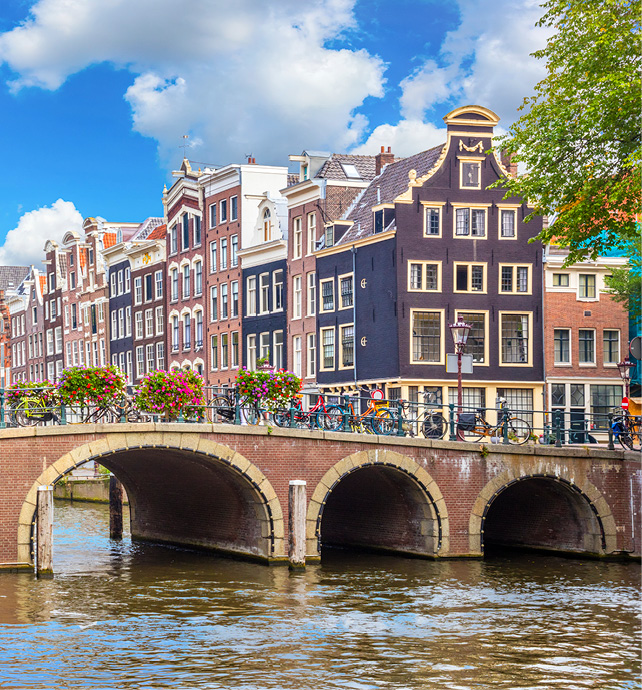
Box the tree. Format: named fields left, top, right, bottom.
left=493, top=0, right=641, bottom=265
left=604, top=237, right=641, bottom=319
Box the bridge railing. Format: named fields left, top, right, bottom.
left=0, top=385, right=638, bottom=450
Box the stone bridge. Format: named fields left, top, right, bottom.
left=0, top=423, right=639, bottom=569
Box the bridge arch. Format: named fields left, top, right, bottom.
left=17, top=433, right=285, bottom=564
left=469, top=470, right=617, bottom=557
left=307, top=449, right=449, bottom=559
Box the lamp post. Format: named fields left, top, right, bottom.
left=449, top=320, right=471, bottom=440
left=617, top=358, right=635, bottom=401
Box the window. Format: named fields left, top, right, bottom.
left=136, top=346, right=144, bottom=377
left=500, top=209, right=516, bottom=237
left=460, top=160, right=480, bottom=189
left=230, top=195, right=238, bottom=221
left=182, top=265, right=190, bottom=298
left=456, top=312, right=486, bottom=363
left=145, top=274, right=153, bottom=302
left=500, top=265, right=530, bottom=293
left=500, top=313, right=530, bottom=364
left=497, top=388, right=534, bottom=426
left=125, top=268, right=131, bottom=292
left=220, top=199, right=228, bottom=223
left=411, top=311, right=441, bottom=363
left=220, top=238, right=228, bottom=269
left=321, top=279, right=334, bottom=311
left=292, top=275, right=302, bottom=318
left=134, top=277, right=143, bottom=305
left=247, top=334, right=256, bottom=371
left=340, top=324, right=354, bottom=368
left=273, top=330, right=283, bottom=369
left=424, top=207, right=441, bottom=236
left=210, top=335, right=218, bottom=370
left=156, top=343, right=164, bottom=371
left=552, top=273, right=569, bottom=287
left=195, top=311, right=203, bottom=347
left=273, top=271, right=283, bottom=311
left=155, top=270, right=163, bottom=299
left=321, top=327, right=335, bottom=369
left=454, top=263, right=485, bottom=292
left=373, top=209, right=384, bottom=234
left=340, top=275, right=353, bottom=309
left=125, top=307, right=131, bottom=336
left=110, top=273, right=117, bottom=296
left=135, top=311, right=143, bottom=340
left=221, top=283, right=229, bottom=319
left=144, top=309, right=153, bottom=337
left=171, top=269, right=178, bottom=301
left=246, top=276, right=256, bottom=315
left=293, top=336, right=302, bottom=377
left=262, top=208, right=271, bottom=242
left=570, top=383, right=585, bottom=407
left=232, top=331, right=239, bottom=368
left=579, top=274, right=596, bottom=299
left=307, top=333, right=316, bottom=377
left=554, top=329, right=570, bottom=364
left=111, top=311, right=118, bottom=340
left=293, top=217, right=302, bottom=259
left=325, top=225, right=334, bottom=248
left=116, top=270, right=123, bottom=295
left=146, top=344, right=155, bottom=373
left=210, top=286, right=218, bottom=321
left=155, top=306, right=163, bottom=335
left=182, top=214, right=189, bottom=251
left=231, top=281, right=239, bottom=318
left=194, top=216, right=201, bottom=246
left=183, top=313, right=191, bottom=349
left=551, top=383, right=565, bottom=407
left=591, top=385, right=623, bottom=429
left=603, top=330, right=619, bottom=365
left=307, top=213, right=317, bottom=255
left=259, top=273, right=270, bottom=313
left=260, top=332, right=270, bottom=360
left=209, top=203, right=217, bottom=228
left=210, top=241, right=217, bottom=273
left=221, top=333, right=230, bottom=368
left=231, top=235, right=238, bottom=267
left=408, top=262, right=440, bottom=291
left=455, top=208, right=486, bottom=237
left=307, top=272, right=316, bottom=315
left=194, top=261, right=203, bottom=295
left=172, top=316, right=179, bottom=351
left=170, top=225, right=177, bottom=254
left=579, top=329, right=595, bottom=364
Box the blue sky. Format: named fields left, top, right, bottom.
left=0, top=0, right=550, bottom=266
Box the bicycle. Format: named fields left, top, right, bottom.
left=12, top=395, right=59, bottom=427
left=339, top=392, right=396, bottom=435
left=401, top=391, right=446, bottom=439
left=457, top=398, right=532, bottom=445
left=611, top=409, right=641, bottom=451
left=273, top=395, right=343, bottom=430
left=207, top=388, right=268, bottom=426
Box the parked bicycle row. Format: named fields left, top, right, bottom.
left=3, top=383, right=639, bottom=451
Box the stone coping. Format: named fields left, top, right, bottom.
left=0, top=421, right=635, bottom=461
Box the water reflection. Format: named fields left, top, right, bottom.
left=0, top=501, right=638, bottom=689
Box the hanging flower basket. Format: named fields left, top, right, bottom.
left=235, top=368, right=302, bottom=413
left=58, top=366, right=126, bottom=407
left=6, top=380, right=59, bottom=406
left=134, top=369, right=205, bottom=419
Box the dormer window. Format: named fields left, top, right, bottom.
left=460, top=160, right=481, bottom=189
left=341, top=163, right=361, bottom=179
left=302, top=164, right=309, bottom=180
left=117, top=229, right=123, bottom=243
left=263, top=208, right=271, bottom=242
left=325, top=225, right=334, bottom=248
left=69, top=254, right=74, bottom=267
left=374, top=210, right=384, bottom=234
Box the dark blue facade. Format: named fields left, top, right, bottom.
left=241, top=258, right=288, bottom=370
left=108, top=259, right=133, bottom=376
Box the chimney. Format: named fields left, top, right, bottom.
left=375, top=145, right=394, bottom=175
left=500, top=150, right=518, bottom=178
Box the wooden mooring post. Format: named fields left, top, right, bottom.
left=36, top=485, right=54, bottom=578
left=288, top=480, right=307, bottom=569
left=109, top=475, right=123, bottom=540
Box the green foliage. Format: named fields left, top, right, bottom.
left=58, top=366, right=126, bottom=406
left=134, top=369, right=205, bottom=417
left=235, top=368, right=302, bottom=413
left=6, top=380, right=59, bottom=405
left=492, top=0, right=641, bottom=264
left=604, top=237, right=641, bottom=318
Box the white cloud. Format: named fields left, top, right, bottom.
left=353, top=0, right=551, bottom=155
left=351, top=119, right=446, bottom=157
left=0, top=0, right=385, bottom=165
left=0, top=199, right=83, bottom=267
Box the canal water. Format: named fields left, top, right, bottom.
left=0, top=501, right=638, bottom=690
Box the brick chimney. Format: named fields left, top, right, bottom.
left=375, top=146, right=394, bottom=175
left=500, top=150, right=518, bottom=178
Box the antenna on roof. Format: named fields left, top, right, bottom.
left=179, top=134, right=190, bottom=158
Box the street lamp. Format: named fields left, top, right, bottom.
left=449, top=320, right=471, bottom=439
left=617, top=359, right=635, bottom=400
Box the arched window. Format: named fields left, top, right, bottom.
left=263, top=209, right=271, bottom=242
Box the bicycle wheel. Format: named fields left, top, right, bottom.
left=13, top=398, right=41, bottom=427
left=322, top=406, right=344, bottom=431
left=241, top=402, right=260, bottom=425
left=372, top=409, right=396, bottom=435
left=506, top=417, right=532, bottom=445
left=422, top=412, right=445, bottom=439
left=209, top=396, right=234, bottom=424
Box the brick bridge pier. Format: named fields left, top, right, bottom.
left=0, top=423, right=639, bottom=569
